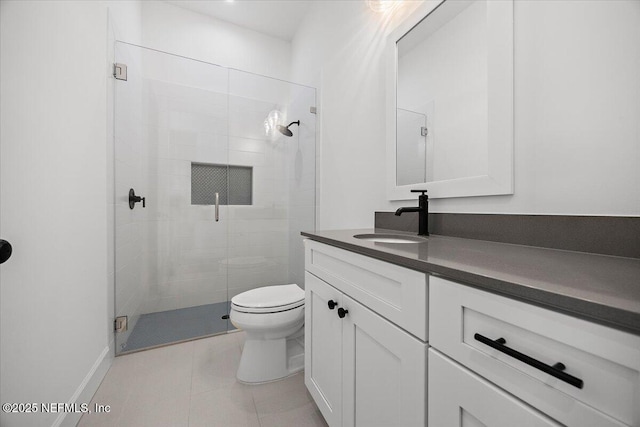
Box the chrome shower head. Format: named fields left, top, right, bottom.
left=277, top=120, right=300, bottom=137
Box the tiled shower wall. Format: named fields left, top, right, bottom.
left=114, top=44, right=315, bottom=336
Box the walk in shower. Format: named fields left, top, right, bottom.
left=113, top=42, right=316, bottom=354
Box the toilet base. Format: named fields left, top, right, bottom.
left=237, top=330, right=304, bottom=384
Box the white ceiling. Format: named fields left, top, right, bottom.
left=165, top=0, right=314, bottom=41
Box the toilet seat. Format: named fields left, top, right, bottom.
left=231, top=300, right=304, bottom=314
left=231, top=284, right=304, bottom=314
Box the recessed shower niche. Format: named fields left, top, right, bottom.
left=191, top=163, right=253, bottom=206
left=113, top=42, right=316, bottom=354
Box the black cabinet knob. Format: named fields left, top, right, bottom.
left=0, top=239, right=12, bottom=264
left=338, top=307, right=349, bottom=319
left=328, top=300, right=337, bottom=310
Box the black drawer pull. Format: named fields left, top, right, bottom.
left=474, top=333, right=584, bottom=389
left=328, top=300, right=337, bottom=310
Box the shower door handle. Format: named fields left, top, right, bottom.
left=129, top=188, right=145, bottom=209
left=215, top=192, right=219, bottom=222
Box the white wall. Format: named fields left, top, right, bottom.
left=0, top=1, right=120, bottom=426
left=107, top=0, right=142, bottom=46
left=140, top=1, right=292, bottom=81
left=292, top=0, right=640, bottom=228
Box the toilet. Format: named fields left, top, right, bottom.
left=230, top=284, right=305, bottom=383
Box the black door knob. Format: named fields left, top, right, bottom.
left=0, top=239, right=13, bottom=264
left=338, top=307, right=349, bottom=319
left=328, top=300, right=337, bottom=310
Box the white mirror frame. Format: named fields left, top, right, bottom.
left=386, top=0, right=514, bottom=200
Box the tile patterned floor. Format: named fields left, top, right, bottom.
left=78, top=331, right=328, bottom=427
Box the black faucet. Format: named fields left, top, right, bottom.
left=395, top=190, right=429, bottom=236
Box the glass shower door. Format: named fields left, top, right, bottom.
left=113, top=43, right=317, bottom=355
left=113, top=42, right=231, bottom=354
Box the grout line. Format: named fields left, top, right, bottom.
left=251, top=385, right=263, bottom=427
left=187, top=337, right=196, bottom=427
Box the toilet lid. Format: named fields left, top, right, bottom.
left=231, top=284, right=304, bottom=310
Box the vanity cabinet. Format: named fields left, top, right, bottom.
left=304, top=240, right=428, bottom=427
left=429, top=276, right=640, bottom=427
left=304, top=238, right=640, bottom=427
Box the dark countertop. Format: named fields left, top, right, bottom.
left=301, top=229, right=640, bottom=335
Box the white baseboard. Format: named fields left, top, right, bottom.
left=52, top=346, right=113, bottom=427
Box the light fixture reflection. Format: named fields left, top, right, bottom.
left=264, top=110, right=284, bottom=139
left=367, top=0, right=402, bottom=13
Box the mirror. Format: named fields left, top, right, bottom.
left=386, top=0, right=514, bottom=200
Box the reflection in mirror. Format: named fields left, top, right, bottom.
left=397, top=0, right=488, bottom=186
left=396, top=108, right=426, bottom=185
left=387, top=0, right=513, bottom=200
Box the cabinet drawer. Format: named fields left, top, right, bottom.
left=429, top=349, right=562, bottom=427
left=430, top=276, right=640, bottom=427
left=305, top=240, right=428, bottom=340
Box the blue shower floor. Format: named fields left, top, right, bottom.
left=122, top=301, right=234, bottom=353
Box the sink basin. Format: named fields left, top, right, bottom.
left=353, top=233, right=426, bottom=244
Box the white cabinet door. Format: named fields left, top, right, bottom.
left=429, top=349, right=563, bottom=427
left=305, top=272, right=344, bottom=427
left=342, top=295, right=427, bottom=427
